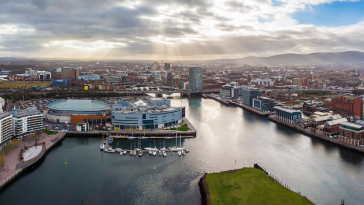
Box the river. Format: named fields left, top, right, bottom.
left=1, top=95, right=364, bottom=205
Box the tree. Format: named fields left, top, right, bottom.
left=0, top=152, right=5, bottom=168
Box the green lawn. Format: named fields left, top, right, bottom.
left=44, top=130, right=58, bottom=135
left=205, top=168, right=314, bottom=205
left=0, top=81, right=51, bottom=89
left=168, top=124, right=190, bottom=131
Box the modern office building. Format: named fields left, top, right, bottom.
left=38, top=71, right=51, bottom=80
left=252, top=97, right=277, bottom=112
left=338, top=121, right=364, bottom=146
left=242, top=88, right=262, bottom=106
left=220, top=82, right=241, bottom=100
left=44, top=99, right=111, bottom=124
left=112, top=99, right=185, bottom=130
left=274, top=106, right=302, bottom=124
left=188, top=67, right=203, bottom=90
left=167, top=72, right=174, bottom=86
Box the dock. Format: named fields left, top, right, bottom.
left=110, top=135, right=194, bottom=139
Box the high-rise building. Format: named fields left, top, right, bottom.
left=71, top=68, right=79, bottom=79
left=62, top=67, right=72, bottom=79
left=152, top=62, right=158, bottom=69
left=188, top=67, right=203, bottom=90
left=167, top=72, right=174, bottom=86
left=165, top=63, right=171, bottom=70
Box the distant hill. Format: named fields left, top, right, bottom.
left=209, top=51, right=364, bottom=65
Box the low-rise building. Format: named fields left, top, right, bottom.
left=274, top=106, right=302, bottom=124
left=323, top=118, right=347, bottom=136
left=339, top=121, right=364, bottom=146
left=252, top=97, right=277, bottom=112
left=112, top=99, right=185, bottom=130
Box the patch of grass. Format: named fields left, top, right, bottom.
left=168, top=124, right=190, bottom=131
left=44, top=130, right=58, bottom=135
left=205, top=168, right=314, bottom=205
left=0, top=81, right=51, bottom=89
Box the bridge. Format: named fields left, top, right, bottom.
left=116, top=89, right=221, bottom=97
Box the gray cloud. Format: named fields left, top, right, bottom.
left=0, top=0, right=363, bottom=59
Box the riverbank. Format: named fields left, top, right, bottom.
left=203, top=94, right=273, bottom=116
left=269, top=115, right=364, bottom=154
left=199, top=166, right=314, bottom=205
left=0, top=132, right=66, bottom=190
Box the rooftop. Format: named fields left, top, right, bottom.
left=47, top=99, right=110, bottom=111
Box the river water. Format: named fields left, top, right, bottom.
left=1, top=95, right=364, bottom=205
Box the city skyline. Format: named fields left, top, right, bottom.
left=1, top=0, right=364, bottom=60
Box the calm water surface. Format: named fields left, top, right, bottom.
left=1, top=95, right=364, bottom=205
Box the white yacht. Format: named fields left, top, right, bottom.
left=104, top=147, right=115, bottom=153
left=163, top=151, right=167, bottom=157
left=133, top=150, right=137, bottom=156
left=152, top=151, right=157, bottom=156
left=144, top=147, right=158, bottom=151
left=123, top=149, right=127, bottom=154
left=178, top=151, right=181, bottom=156
left=159, top=151, right=162, bottom=156
left=127, top=136, right=136, bottom=139
left=100, top=144, right=104, bottom=150
left=138, top=151, right=143, bottom=157
left=120, top=151, right=123, bottom=156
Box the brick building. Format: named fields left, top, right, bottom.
left=339, top=122, right=364, bottom=146
left=331, top=96, right=363, bottom=119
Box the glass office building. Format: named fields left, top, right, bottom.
left=188, top=67, right=203, bottom=90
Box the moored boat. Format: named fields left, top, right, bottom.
left=100, top=144, right=104, bottom=150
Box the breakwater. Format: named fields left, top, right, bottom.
left=269, top=115, right=364, bottom=154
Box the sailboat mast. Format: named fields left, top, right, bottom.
left=180, top=135, right=181, bottom=148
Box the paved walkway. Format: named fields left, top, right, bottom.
left=0, top=132, right=64, bottom=183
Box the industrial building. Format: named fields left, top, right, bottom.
left=112, top=98, right=185, bottom=130
left=44, top=99, right=111, bottom=124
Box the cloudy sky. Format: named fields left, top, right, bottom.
left=0, top=0, right=364, bottom=60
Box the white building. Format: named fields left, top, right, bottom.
left=251, top=78, right=274, bottom=86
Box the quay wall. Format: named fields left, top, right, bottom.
left=0, top=133, right=66, bottom=191
left=205, top=94, right=273, bottom=117
left=269, top=115, right=364, bottom=154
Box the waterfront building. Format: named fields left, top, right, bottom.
left=188, top=67, right=203, bottom=90
left=0, top=113, right=13, bottom=145
left=44, top=99, right=111, bottom=124
left=0, top=107, right=43, bottom=144
left=252, top=97, right=277, bottom=112
left=76, top=122, right=89, bottom=131
left=274, top=106, right=302, bottom=124
left=12, top=108, right=43, bottom=137
left=323, top=118, right=347, bottom=136
left=242, top=88, right=262, bottom=106
left=112, top=99, right=185, bottom=130
left=220, top=82, right=241, bottom=100
left=78, top=74, right=101, bottom=81
left=338, top=121, right=364, bottom=146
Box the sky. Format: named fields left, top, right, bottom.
left=0, top=0, right=364, bottom=60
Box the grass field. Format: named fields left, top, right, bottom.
left=205, top=168, right=314, bottom=205
left=169, top=124, right=190, bottom=131
left=0, top=81, right=51, bottom=89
